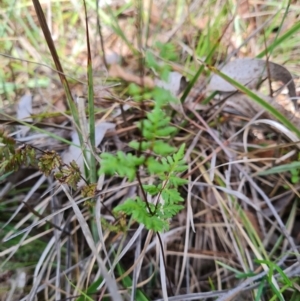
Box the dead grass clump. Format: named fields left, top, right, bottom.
left=1, top=1, right=300, bottom=301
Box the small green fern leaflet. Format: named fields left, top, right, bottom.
left=99, top=152, right=145, bottom=182
left=110, top=144, right=187, bottom=232
left=129, top=103, right=177, bottom=156
left=114, top=198, right=169, bottom=231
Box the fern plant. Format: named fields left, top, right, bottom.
left=100, top=141, right=187, bottom=232
left=99, top=42, right=187, bottom=232
left=0, top=40, right=188, bottom=233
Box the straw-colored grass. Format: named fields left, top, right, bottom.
left=1, top=1, right=300, bottom=300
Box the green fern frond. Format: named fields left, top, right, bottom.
left=162, top=188, right=184, bottom=203
left=114, top=198, right=169, bottom=231
left=142, top=184, right=162, bottom=195
left=152, top=140, right=175, bottom=156
left=100, top=152, right=145, bottom=182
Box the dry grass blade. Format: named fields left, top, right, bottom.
left=61, top=185, right=123, bottom=301
left=2, top=1, right=300, bottom=300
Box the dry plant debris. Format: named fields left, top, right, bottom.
left=1, top=1, right=300, bottom=301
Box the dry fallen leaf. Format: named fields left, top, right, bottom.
left=63, top=122, right=116, bottom=168
left=16, top=94, right=32, bottom=138
left=208, top=58, right=296, bottom=108
left=155, top=71, right=184, bottom=96
left=62, top=122, right=116, bottom=186
left=224, top=91, right=300, bottom=129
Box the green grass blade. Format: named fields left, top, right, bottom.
left=0, top=111, right=72, bottom=145
left=83, top=0, right=96, bottom=183
left=116, top=261, right=150, bottom=301
left=180, top=18, right=233, bottom=104
left=207, top=65, right=300, bottom=137
left=75, top=275, right=107, bottom=301
left=255, top=279, right=266, bottom=301
left=257, top=162, right=300, bottom=176
left=257, top=21, right=300, bottom=59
